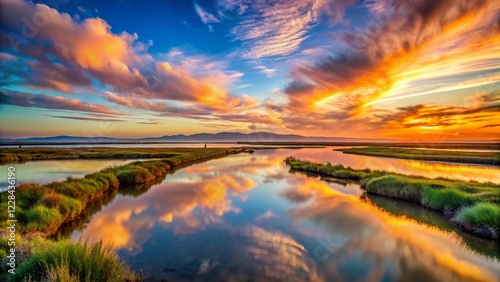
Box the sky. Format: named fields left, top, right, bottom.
left=0, top=0, right=499, bottom=140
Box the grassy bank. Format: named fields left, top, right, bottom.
left=338, top=147, right=500, bottom=165
left=0, top=147, right=247, bottom=164
left=0, top=148, right=243, bottom=235
left=0, top=148, right=244, bottom=281
left=285, top=157, right=500, bottom=240
left=364, top=194, right=500, bottom=260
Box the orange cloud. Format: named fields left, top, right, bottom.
left=276, top=0, right=500, bottom=139
left=1, top=0, right=258, bottom=117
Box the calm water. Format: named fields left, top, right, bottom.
left=0, top=159, right=134, bottom=191
left=67, top=148, right=500, bottom=282
left=4, top=147, right=499, bottom=185
left=289, top=147, right=500, bottom=183
left=0, top=143, right=321, bottom=149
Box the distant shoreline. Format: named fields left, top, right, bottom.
left=238, top=142, right=500, bottom=150
left=1, top=141, right=498, bottom=150
left=338, top=147, right=500, bottom=166
left=0, top=141, right=240, bottom=146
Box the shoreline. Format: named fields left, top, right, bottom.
left=1, top=148, right=248, bottom=280
left=0, top=148, right=246, bottom=237
left=337, top=147, right=500, bottom=166
left=285, top=157, right=500, bottom=240
left=238, top=142, right=500, bottom=150
left=0, top=146, right=321, bottom=164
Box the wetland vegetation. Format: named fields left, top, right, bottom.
left=1, top=146, right=499, bottom=281
left=338, top=147, right=500, bottom=165
left=285, top=157, right=500, bottom=240
left=0, top=148, right=244, bottom=281
left=0, top=147, right=248, bottom=164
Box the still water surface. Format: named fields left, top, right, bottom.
left=4, top=147, right=499, bottom=185
left=66, top=148, right=500, bottom=282
left=0, top=159, right=133, bottom=191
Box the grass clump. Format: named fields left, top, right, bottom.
left=41, top=193, right=83, bottom=219
left=456, top=203, right=500, bottom=238
left=10, top=238, right=137, bottom=282
left=285, top=157, right=368, bottom=181
left=25, top=205, right=63, bottom=233
left=362, top=175, right=424, bottom=203
left=424, top=188, right=476, bottom=210
left=363, top=175, right=499, bottom=212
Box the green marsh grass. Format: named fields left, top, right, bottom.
left=0, top=148, right=243, bottom=235
left=456, top=203, right=500, bottom=236
left=0, top=148, right=245, bottom=281
left=9, top=237, right=137, bottom=282
left=339, top=147, right=500, bottom=165
left=285, top=156, right=500, bottom=239
left=0, top=147, right=240, bottom=163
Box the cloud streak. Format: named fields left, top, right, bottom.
left=194, top=2, right=220, bottom=24
left=0, top=90, right=120, bottom=115
left=227, top=0, right=355, bottom=59
left=48, top=115, right=125, bottom=122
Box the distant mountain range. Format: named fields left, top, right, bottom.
left=0, top=132, right=393, bottom=144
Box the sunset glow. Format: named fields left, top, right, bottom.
left=0, top=0, right=498, bottom=140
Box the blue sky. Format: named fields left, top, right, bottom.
left=0, top=0, right=499, bottom=139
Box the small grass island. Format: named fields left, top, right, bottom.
left=285, top=157, right=500, bottom=240
left=338, top=147, right=500, bottom=165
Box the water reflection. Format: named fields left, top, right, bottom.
left=288, top=147, right=500, bottom=183
left=69, top=149, right=500, bottom=281
left=0, top=159, right=133, bottom=187
left=364, top=195, right=500, bottom=261
left=283, top=177, right=500, bottom=281
left=73, top=169, right=257, bottom=251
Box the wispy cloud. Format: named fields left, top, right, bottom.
left=478, top=124, right=500, bottom=129
left=227, top=0, right=355, bottom=59
left=0, top=90, right=120, bottom=115
left=136, top=121, right=161, bottom=125
left=0, top=52, right=16, bottom=61
left=49, top=115, right=125, bottom=122
left=194, top=1, right=220, bottom=24
left=255, top=65, right=277, bottom=77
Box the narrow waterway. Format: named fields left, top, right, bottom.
left=64, top=148, right=500, bottom=281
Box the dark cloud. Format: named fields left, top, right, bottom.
left=136, top=122, right=161, bottom=125
left=24, top=60, right=92, bottom=92
left=0, top=89, right=120, bottom=115
left=478, top=124, right=500, bottom=129
left=372, top=92, right=500, bottom=129
left=48, top=115, right=125, bottom=122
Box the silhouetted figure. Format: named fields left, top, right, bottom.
left=18, top=145, right=21, bottom=148
left=204, top=144, right=207, bottom=148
